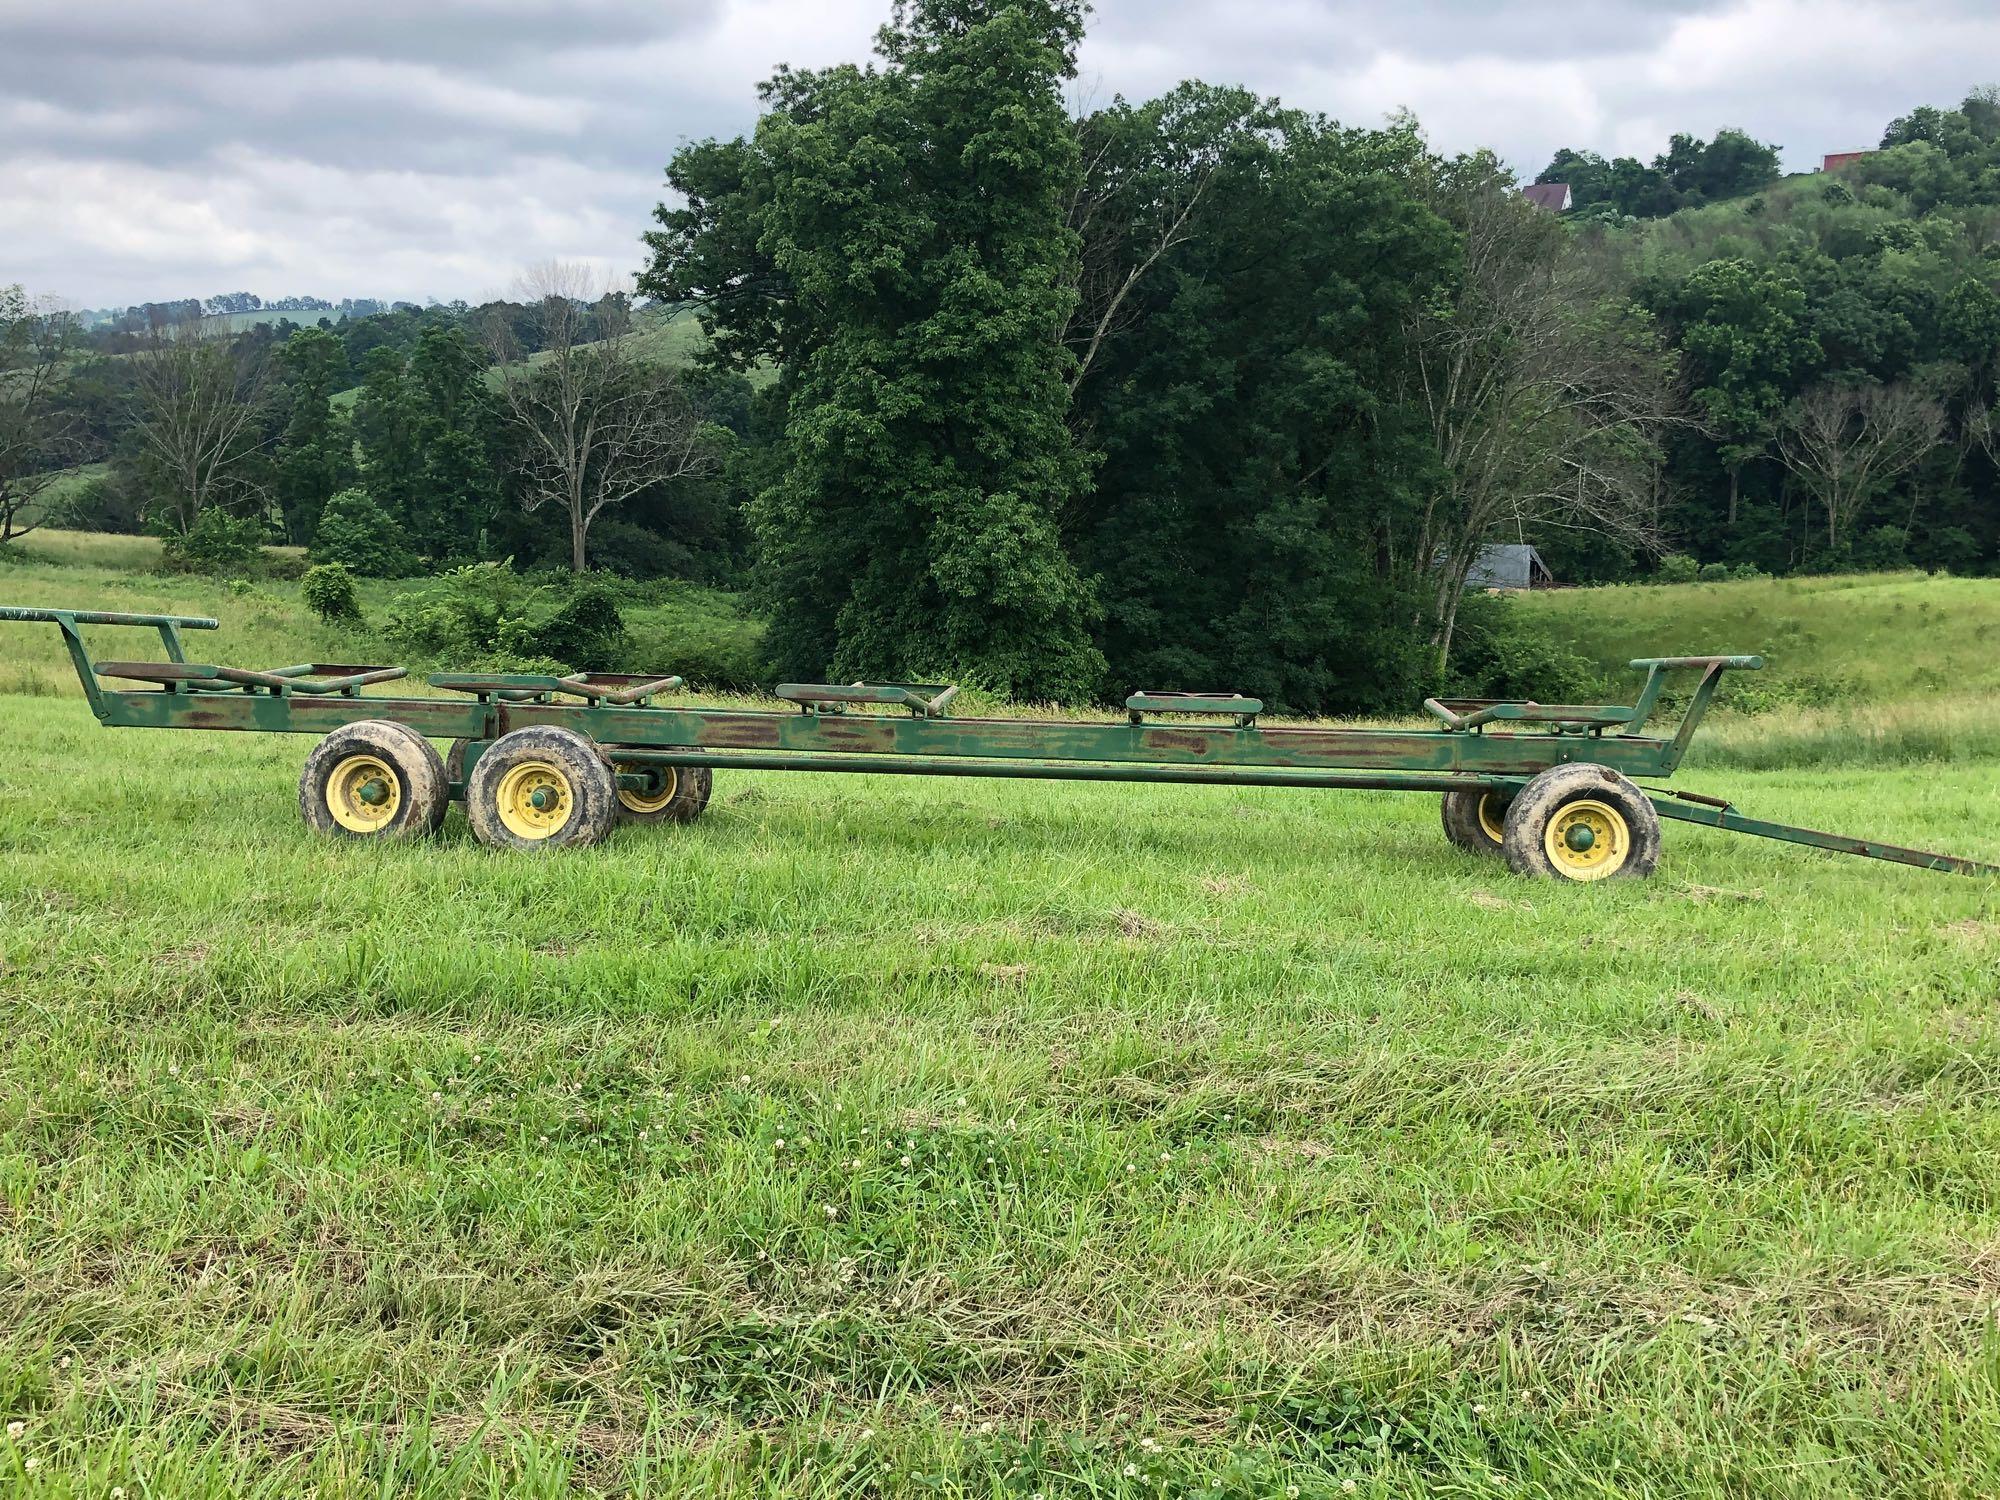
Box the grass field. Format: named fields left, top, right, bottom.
left=3, top=552, right=2000, bottom=1496
left=1524, top=572, right=2000, bottom=703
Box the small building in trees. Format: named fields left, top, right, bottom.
left=1521, top=182, right=1572, bottom=212
left=1821, top=151, right=1875, bottom=173
left=1466, top=543, right=1554, bottom=591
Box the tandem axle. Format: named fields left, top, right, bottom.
left=4, top=605, right=1992, bottom=881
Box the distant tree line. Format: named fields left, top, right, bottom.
left=1537, top=86, right=2000, bottom=580
left=1538, top=129, right=1785, bottom=221
left=2, top=285, right=752, bottom=584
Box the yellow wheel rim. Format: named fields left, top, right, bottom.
left=326, top=754, right=401, bottom=834
left=1476, top=792, right=1509, bottom=845
left=495, top=759, right=575, bottom=840
left=1544, top=798, right=1630, bottom=881
left=615, top=762, right=678, bottom=815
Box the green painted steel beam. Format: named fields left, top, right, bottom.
left=610, top=746, right=1509, bottom=794
left=1650, top=791, right=1998, bottom=877
left=500, top=703, right=1682, bottom=777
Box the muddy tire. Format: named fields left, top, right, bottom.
left=465, top=725, right=618, bottom=852
left=299, top=720, right=449, bottom=840
left=611, top=758, right=712, bottom=825
left=1440, top=787, right=1512, bottom=858
left=1502, top=763, right=1661, bottom=882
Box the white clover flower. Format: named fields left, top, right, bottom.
left=739, top=1075, right=752, bottom=1086
left=978, top=1421, right=993, bottom=1434
left=824, top=1206, right=837, bottom=1219
left=1342, top=1481, right=1357, bottom=1494
left=859, top=1427, right=874, bottom=1441
left=1123, top=1463, right=1138, bottom=1477
left=900, top=1156, right=913, bottom=1167
left=775, top=1138, right=786, bottom=1150
left=1473, top=1402, right=1488, bottom=1415
left=5, top=1420, right=22, bottom=1438
left=431, top=1091, right=443, bottom=1103
left=956, top=1097, right=967, bottom=1108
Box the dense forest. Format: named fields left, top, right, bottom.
left=2, top=0, right=1996, bottom=712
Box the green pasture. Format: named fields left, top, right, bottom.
left=1, top=547, right=1998, bottom=1497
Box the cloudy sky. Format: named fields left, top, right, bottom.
left=3, top=0, right=1994, bottom=308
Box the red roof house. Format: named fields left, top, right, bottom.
left=1822, top=151, right=1875, bottom=173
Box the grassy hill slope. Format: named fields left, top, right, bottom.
left=1521, top=572, right=2000, bottom=700
left=1521, top=571, right=2000, bottom=768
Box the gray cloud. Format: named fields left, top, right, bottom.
left=3, top=0, right=1996, bottom=306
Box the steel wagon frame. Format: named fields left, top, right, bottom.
left=4, top=604, right=1992, bottom=879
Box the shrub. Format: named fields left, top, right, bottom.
left=301, top=562, right=362, bottom=624
left=61, top=474, right=147, bottom=534
left=1446, top=592, right=1597, bottom=703
left=1852, top=525, right=1911, bottom=570
left=159, top=509, right=266, bottom=574
left=381, top=562, right=541, bottom=662
left=587, top=520, right=694, bottom=580
left=533, top=586, right=627, bottom=671
left=1655, top=554, right=1700, bottom=584
left=1698, top=561, right=1731, bottom=582
left=311, top=488, right=416, bottom=577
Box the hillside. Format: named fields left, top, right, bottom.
left=1523, top=571, right=2000, bottom=700
left=1522, top=571, right=2000, bottom=769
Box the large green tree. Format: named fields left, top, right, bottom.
left=646, top=0, right=1103, bottom=699
left=407, top=325, right=502, bottom=562
left=273, top=326, right=354, bottom=544
left=1064, top=89, right=1459, bottom=711
left=1666, top=259, right=1820, bottom=524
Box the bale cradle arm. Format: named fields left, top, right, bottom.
left=0, top=605, right=220, bottom=719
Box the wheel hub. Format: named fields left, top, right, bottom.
left=326, top=754, right=401, bottom=833
left=495, top=760, right=575, bottom=840
left=614, top=761, right=679, bottom=815
left=1544, top=798, right=1629, bottom=880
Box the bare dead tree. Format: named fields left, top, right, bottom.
left=1968, top=399, right=2000, bottom=469
left=1392, top=160, right=1677, bottom=664
left=1777, top=382, right=1946, bottom=552
left=1062, top=89, right=1249, bottom=399
left=131, top=311, right=272, bottom=533
left=486, top=262, right=718, bottom=573
left=0, top=286, right=81, bottom=542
